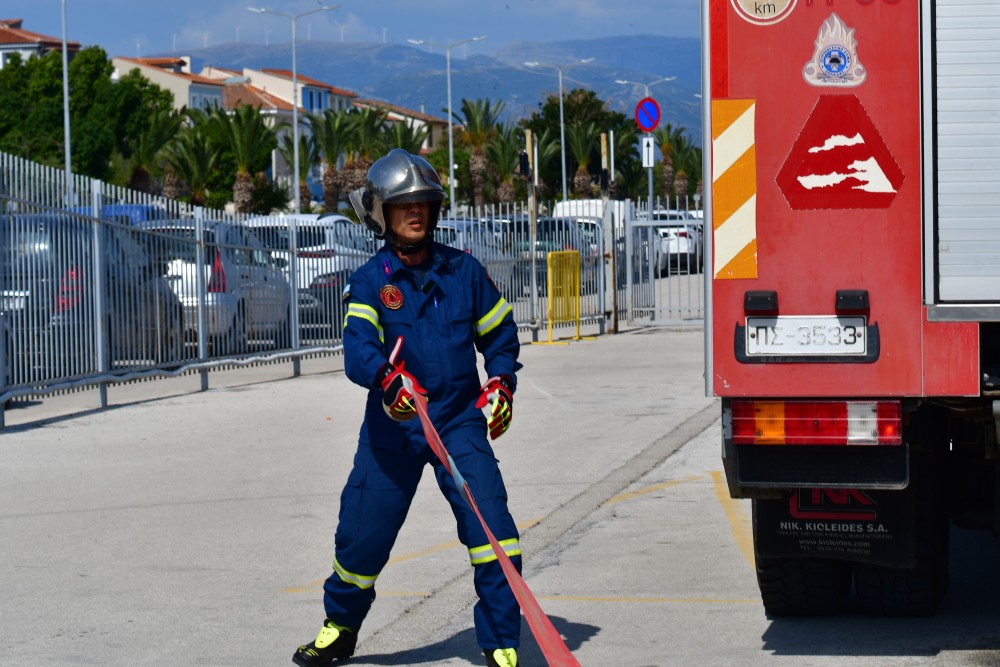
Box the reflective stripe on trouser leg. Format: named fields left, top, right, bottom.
left=324, top=440, right=424, bottom=629
left=432, top=423, right=521, bottom=650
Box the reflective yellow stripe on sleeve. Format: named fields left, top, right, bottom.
left=344, top=302, right=384, bottom=343
left=468, top=538, right=522, bottom=565
left=333, top=556, right=379, bottom=590
left=476, top=297, right=513, bottom=337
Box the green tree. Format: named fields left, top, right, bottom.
left=654, top=123, right=686, bottom=203
left=210, top=104, right=278, bottom=213
left=522, top=89, right=629, bottom=201
left=341, top=107, right=388, bottom=195
left=455, top=98, right=504, bottom=212
left=485, top=122, right=523, bottom=205
left=565, top=120, right=599, bottom=197
left=162, top=126, right=219, bottom=206
left=126, top=109, right=185, bottom=193
left=380, top=120, right=429, bottom=156
left=278, top=130, right=320, bottom=211
left=0, top=47, right=174, bottom=181
left=610, top=129, right=642, bottom=200
left=308, top=108, right=352, bottom=212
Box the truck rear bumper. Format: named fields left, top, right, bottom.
left=724, top=442, right=909, bottom=498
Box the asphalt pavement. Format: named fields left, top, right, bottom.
left=0, top=324, right=724, bottom=666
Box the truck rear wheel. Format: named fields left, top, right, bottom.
left=755, top=554, right=852, bottom=616
left=854, top=444, right=949, bottom=616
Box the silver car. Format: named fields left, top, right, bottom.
left=436, top=218, right=516, bottom=297
left=141, top=219, right=292, bottom=354
left=244, top=213, right=374, bottom=328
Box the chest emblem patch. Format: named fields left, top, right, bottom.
left=380, top=284, right=404, bottom=310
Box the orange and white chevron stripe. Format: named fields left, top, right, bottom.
left=712, top=99, right=757, bottom=279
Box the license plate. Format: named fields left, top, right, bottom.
left=746, top=316, right=867, bottom=356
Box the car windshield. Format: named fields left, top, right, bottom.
left=252, top=224, right=328, bottom=251
left=1, top=215, right=90, bottom=288
left=144, top=226, right=216, bottom=264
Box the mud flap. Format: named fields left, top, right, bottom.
left=753, top=484, right=917, bottom=568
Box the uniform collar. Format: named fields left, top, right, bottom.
left=377, top=242, right=456, bottom=281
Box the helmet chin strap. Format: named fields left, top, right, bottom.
left=386, top=230, right=432, bottom=256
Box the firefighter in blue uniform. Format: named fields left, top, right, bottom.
left=293, top=149, right=522, bottom=667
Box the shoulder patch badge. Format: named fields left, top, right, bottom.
left=341, top=282, right=351, bottom=303
left=380, top=284, right=403, bottom=310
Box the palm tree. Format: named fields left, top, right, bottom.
left=455, top=98, right=505, bottom=212
left=485, top=122, right=522, bottom=205
left=610, top=127, right=639, bottom=199
left=654, top=123, right=686, bottom=205
left=671, top=133, right=696, bottom=206
left=379, top=120, right=428, bottom=156
left=531, top=128, right=562, bottom=201
left=162, top=127, right=219, bottom=206
left=308, top=109, right=352, bottom=213
left=565, top=120, right=599, bottom=197
left=279, top=131, right=320, bottom=211
left=341, top=107, right=388, bottom=196
left=210, top=104, right=278, bottom=214
left=128, top=109, right=185, bottom=193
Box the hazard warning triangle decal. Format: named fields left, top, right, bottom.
left=776, top=95, right=904, bottom=210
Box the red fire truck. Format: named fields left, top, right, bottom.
left=706, top=0, right=1000, bottom=616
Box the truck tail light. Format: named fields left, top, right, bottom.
left=54, top=265, right=84, bottom=314
left=207, top=249, right=226, bottom=293
left=731, top=400, right=902, bottom=446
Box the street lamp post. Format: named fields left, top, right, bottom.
left=249, top=3, right=340, bottom=214
left=60, top=0, right=72, bottom=204
left=614, top=76, right=677, bottom=101
left=407, top=35, right=488, bottom=211
left=525, top=58, right=595, bottom=202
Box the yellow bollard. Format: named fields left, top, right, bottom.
left=544, top=250, right=580, bottom=344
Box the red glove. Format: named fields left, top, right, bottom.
left=475, top=375, right=515, bottom=440
left=379, top=361, right=428, bottom=422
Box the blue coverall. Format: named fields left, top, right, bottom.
left=322, top=240, right=523, bottom=651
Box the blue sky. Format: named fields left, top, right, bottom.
left=5, top=0, right=700, bottom=59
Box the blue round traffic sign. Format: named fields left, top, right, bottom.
left=635, top=97, right=661, bottom=133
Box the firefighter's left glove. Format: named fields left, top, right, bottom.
left=475, top=375, right=515, bottom=440
left=379, top=362, right=428, bottom=422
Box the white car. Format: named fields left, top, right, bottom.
left=436, top=219, right=516, bottom=297
left=141, top=219, right=292, bottom=354
left=651, top=210, right=704, bottom=274
left=244, top=213, right=374, bottom=327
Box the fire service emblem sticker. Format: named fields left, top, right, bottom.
left=803, top=13, right=867, bottom=87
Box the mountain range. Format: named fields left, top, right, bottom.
left=166, top=34, right=703, bottom=144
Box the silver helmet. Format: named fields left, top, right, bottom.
left=348, top=148, right=445, bottom=238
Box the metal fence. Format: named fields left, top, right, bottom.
left=0, top=150, right=704, bottom=425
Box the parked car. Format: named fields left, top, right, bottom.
left=510, top=217, right=598, bottom=294
left=650, top=209, right=704, bottom=274
left=1, top=212, right=183, bottom=381
left=140, top=218, right=291, bottom=354
left=244, top=213, right=373, bottom=328
left=69, top=203, right=171, bottom=225
left=436, top=218, right=516, bottom=297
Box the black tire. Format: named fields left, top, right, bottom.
left=157, top=307, right=183, bottom=366
left=211, top=304, right=246, bottom=356
left=277, top=306, right=292, bottom=350
left=755, top=554, right=852, bottom=617
left=854, top=449, right=950, bottom=616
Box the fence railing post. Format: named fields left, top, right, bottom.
left=195, top=207, right=209, bottom=392
left=91, top=179, right=109, bottom=408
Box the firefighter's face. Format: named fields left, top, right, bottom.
left=386, top=201, right=430, bottom=245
